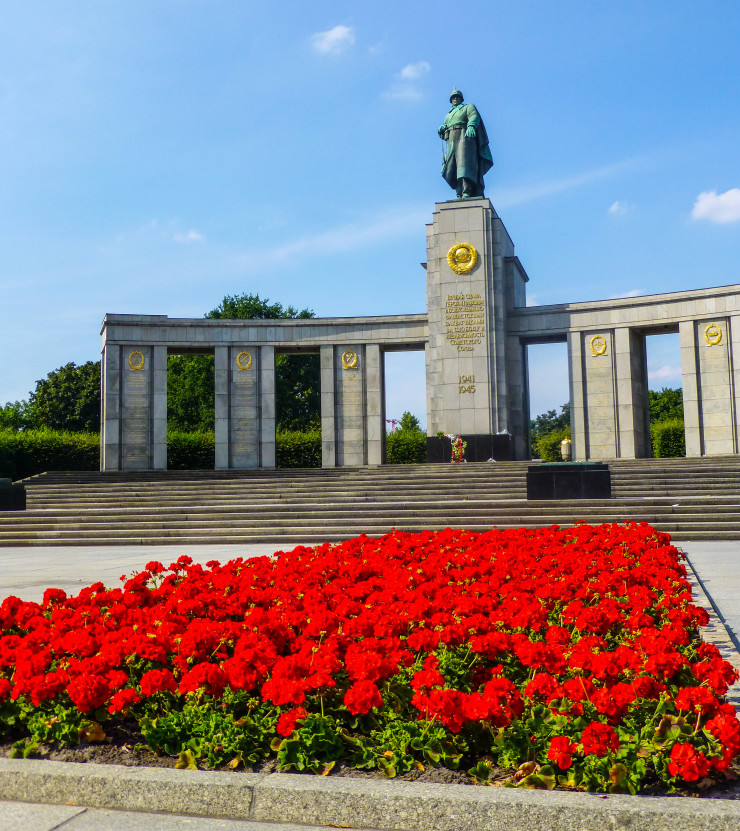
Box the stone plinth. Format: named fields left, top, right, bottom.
left=425, top=198, right=527, bottom=454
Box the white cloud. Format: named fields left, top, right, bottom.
left=399, top=61, right=430, bottom=81
left=382, top=61, right=431, bottom=102
left=608, top=200, right=634, bottom=216
left=173, top=230, right=204, bottom=243
left=649, top=365, right=682, bottom=381
left=691, top=188, right=740, bottom=223
left=310, top=25, right=355, bottom=55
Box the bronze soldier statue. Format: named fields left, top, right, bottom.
left=438, top=89, right=493, bottom=199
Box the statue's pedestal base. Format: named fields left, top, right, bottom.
left=426, top=433, right=512, bottom=463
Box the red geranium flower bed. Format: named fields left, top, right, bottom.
left=1, top=522, right=738, bottom=793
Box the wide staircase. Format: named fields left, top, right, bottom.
left=1, top=457, right=740, bottom=546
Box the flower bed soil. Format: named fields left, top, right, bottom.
left=1, top=523, right=739, bottom=796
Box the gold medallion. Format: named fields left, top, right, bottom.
left=704, top=323, right=722, bottom=347
left=236, top=351, right=253, bottom=371
left=341, top=349, right=358, bottom=370
left=589, top=335, right=607, bottom=357
left=447, top=242, right=478, bottom=274
left=128, top=350, right=145, bottom=371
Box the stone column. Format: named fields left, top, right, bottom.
left=335, top=344, right=366, bottom=467
left=681, top=318, right=735, bottom=455
left=214, top=346, right=229, bottom=469
left=365, top=344, right=385, bottom=465
left=614, top=328, right=649, bottom=458
left=577, top=329, right=619, bottom=459
left=320, top=345, right=336, bottom=468
left=101, top=344, right=121, bottom=471
left=151, top=346, right=167, bottom=470
left=567, top=331, right=586, bottom=462
left=120, top=345, right=154, bottom=470
left=260, top=346, right=276, bottom=468
left=231, top=345, right=260, bottom=468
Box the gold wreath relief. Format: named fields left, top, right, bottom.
left=590, top=335, right=607, bottom=357
left=236, top=351, right=253, bottom=371
left=447, top=242, right=478, bottom=275
left=342, top=350, right=358, bottom=370
left=704, top=323, right=722, bottom=347
left=128, top=350, right=145, bottom=371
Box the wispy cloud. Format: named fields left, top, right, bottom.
left=608, top=200, right=634, bottom=216
left=174, top=230, right=204, bottom=243
left=310, top=25, right=355, bottom=55
left=691, top=188, right=740, bottom=223
left=610, top=289, right=643, bottom=299
left=239, top=205, right=428, bottom=266
left=649, top=365, right=681, bottom=381
left=382, top=61, right=430, bottom=102
left=495, top=157, right=647, bottom=208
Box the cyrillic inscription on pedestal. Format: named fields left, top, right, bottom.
left=121, top=348, right=151, bottom=469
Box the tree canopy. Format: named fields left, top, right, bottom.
left=648, top=387, right=683, bottom=423
left=26, top=361, right=101, bottom=433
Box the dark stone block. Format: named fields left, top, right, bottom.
left=0, top=478, right=26, bottom=511
left=426, top=433, right=513, bottom=463
left=526, top=463, right=611, bottom=500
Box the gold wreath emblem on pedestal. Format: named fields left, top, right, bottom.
left=704, top=323, right=722, bottom=346
left=341, top=350, right=358, bottom=370
left=590, top=335, right=607, bottom=357
left=128, top=350, right=145, bottom=371
left=236, top=351, right=253, bottom=371
left=447, top=242, right=478, bottom=274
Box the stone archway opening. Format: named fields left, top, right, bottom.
left=645, top=330, right=685, bottom=457
left=525, top=340, right=569, bottom=460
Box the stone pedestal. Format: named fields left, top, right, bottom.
left=425, top=198, right=527, bottom=454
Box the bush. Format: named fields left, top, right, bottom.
left=386, top=430, right=426, bottom=464
left=167, top=430, right=215, bottom=470
left=276, top=429, right=321, bottom=468
left=0, top=429, right=99, bottom=481
left=651, top=418, right=685, bottom=458
left=533, top=427, right=570, bottom=461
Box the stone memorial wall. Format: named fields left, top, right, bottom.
left=100, top=198, right=740, bottom=469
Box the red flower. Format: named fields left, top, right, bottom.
left=66, top=673, right=112, bottom=713
left=108, top=688, right=141, bottom=714
left=139, top=668, right=177, bottom=697
left=344, top=680, right=383, bottom=715
left=276, top=706, right=307, bottom=737
left=668, top=742, right=711, bottom=782
left=548, top=735, right=578, bottom=769
left=581, top=722, right=620, bottom=757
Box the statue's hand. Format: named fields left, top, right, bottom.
left=465, top=125, right=476, bottom=138
left=438, top=125, right=446, bottom=137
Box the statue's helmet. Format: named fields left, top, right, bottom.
left=449, top=89, right=464, bottom=102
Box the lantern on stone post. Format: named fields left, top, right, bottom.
left=560, top=437, right=572, bottom=462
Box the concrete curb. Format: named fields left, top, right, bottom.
left=1, top=759, right=739, bottom=831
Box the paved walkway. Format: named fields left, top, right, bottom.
left=0, top=538, right=738, bottom=831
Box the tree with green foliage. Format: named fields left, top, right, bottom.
left=167, top=355, right=215, bottom=432
left=648, top=387, right=683, bottom=423
left=386, top=411, right=426, bottom=464
left=0, top=401, right=32, bottom=432
left=26, top=362, right=101, bottom=433
left=530, top=403, right=570, bottom=460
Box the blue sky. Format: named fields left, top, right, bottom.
left=2, top=1, right=739, bottom=427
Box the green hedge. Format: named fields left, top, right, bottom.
left=386, top=431, right=427, bottom=464
left=0, top=429, right=99, bottom=481
left=276, top=429, right=321, bottom=468
left=651, top=418, right=686, bottom=458
left=0, top=427, right=434, bottom=480
left=167, top=430, right=215, bottom=470
left=533, top=427, right=570, bottom=461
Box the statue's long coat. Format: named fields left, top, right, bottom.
left=441, top=103, right=494, bottom=196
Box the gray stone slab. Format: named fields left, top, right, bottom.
left=0, top=800, right=85, bottom=831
